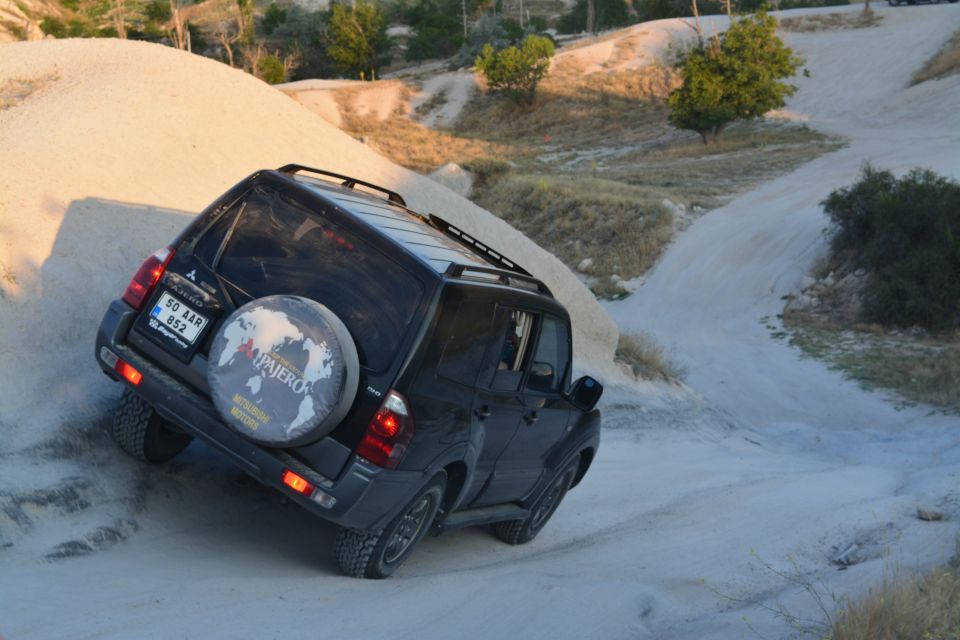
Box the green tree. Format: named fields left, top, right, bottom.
left=326, top=2, right=391, bottom=79
left=263, top=2, right=288, bottom=35
left=474, top=34, right=555, bottom=105
left=668, top=10, right=802, bottom=143
left=557, top=0, right=629, bottom=34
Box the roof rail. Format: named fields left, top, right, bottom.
left=445, top=264, right=552, bottom=297
left=428, top=214, right=532, bottom=276
left=277, top=164, right=407, bottom=207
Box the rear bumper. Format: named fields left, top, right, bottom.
left=96, top=299, right=427, bottom=532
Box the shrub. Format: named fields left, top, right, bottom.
left=256, top=53, right=287, bottom=84
left=822, top=166, right=960, bottom=330
left=475, top=34, right=555, bottom=105
left=667, top=10, right=802, bottom=143
left=404, top=9, right=465, bottom=62
left=616, top=331, right=687, bottom=381
left=263, top=2, right=288, bottom=35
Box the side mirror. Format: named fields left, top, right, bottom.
left=567, top=376, right=603, bottom=412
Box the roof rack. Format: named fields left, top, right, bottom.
left=445, top=264, right=552, bottom=297
left=428, top=214, right=532, bottom=277
left=277, top=164, right=407, bottom=207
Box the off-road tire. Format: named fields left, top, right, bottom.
left=493, top=456, right=579, bottom=546
left=112, top=389, right=193, bottom=463
left=334, top=473, right=446, bottom=579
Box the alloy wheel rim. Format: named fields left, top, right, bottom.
left=384, top=494, right=433, bottom=564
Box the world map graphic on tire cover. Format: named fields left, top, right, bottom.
left=207, top=295, right=358, bottom=446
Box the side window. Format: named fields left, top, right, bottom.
left=482, top=307, right=537, bottom=392
left=526, top=315, right=570, bottom=394
left=437, top=300, right=496, bottom=388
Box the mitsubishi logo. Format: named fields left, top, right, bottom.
left=237, top=338, right=255, bottom=359
left=186, top=269, right=197, bottom=281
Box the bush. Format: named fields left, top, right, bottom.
left=668, top=10, right=802, bottom=143
left=475, top=34, right=555, bottom=105
left=822, top=166, right=960, bottom=330
left=263, top=2, right=288, bottom=35
left=256, top=53, right=287, bottom=84
left=557, top=0, right=631, bottom=34
left=405, top=9, right=465, bottom=62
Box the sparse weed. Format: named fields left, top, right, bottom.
left=615, top=331, right=687, bottom=382
left=912, top=29, right=960, bottom=85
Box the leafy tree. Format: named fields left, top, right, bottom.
left=404, top=2, right=464, bottom=62
left=326, top=2, right=391, bottom=79
left=263, top=2, right=287, bottom=35
left=557, top=0, right=629, bottom=34
left=667, top=10, right=802, bottom=143
left=475, top=34, right=555, bottom=105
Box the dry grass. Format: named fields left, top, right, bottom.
left=784, top=312, right=960, bottom=412
left=459, top=67, right=680, bottom=151
left=912, top=28, right=960, bottom=85
left=336, top=109, right=514, bottom=174
left=830, top=565, right=960, bottom=640
left=328, top=65, right=840, bottom=297
left=779, top=8, right=882, bottom=33
left=473, top=175, right=674, bottom=291
left=615, top=331, right=687, bottom=381
left=0, top=74, right=57, bottom=111
left=609, top=123, right=841, bottom=209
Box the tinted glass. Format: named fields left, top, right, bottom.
left=483, top=307, right=537, bottom=393
left=527, top=315, right=569, bottom=394
left=436, top=299, right=496, bottom=387
left=216, top=187, right=423, bottom=371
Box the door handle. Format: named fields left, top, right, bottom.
left=474, top=405, right=491, bottom=420
left=523, top=411, right=539, bottom=424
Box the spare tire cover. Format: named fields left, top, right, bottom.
left=207, top=295, right=359, bottom=447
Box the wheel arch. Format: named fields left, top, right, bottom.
left=570, top=447, right=595, bottom=489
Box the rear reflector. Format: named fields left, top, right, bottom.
left=122, top=246, right=174, bottom=310
left=115, top=359, right=142, bottom=386
left=281, top=469, right=314, bottom=496
left=100, top=347, right=143, bottom=386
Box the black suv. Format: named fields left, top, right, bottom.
left=95, top=165, right=603, bottom=578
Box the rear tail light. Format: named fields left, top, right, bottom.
left=357, top=389, right=415, bottom=469
left=122, top=246, right=174, bottom=310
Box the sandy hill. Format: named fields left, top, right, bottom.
left=0, top=37, right=617, bottom=554
left=0, top=37, right=617, bottom=425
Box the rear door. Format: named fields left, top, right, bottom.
left=464, top=305, right=540, bottom=507
left=490, top=314, right=574, bottom=501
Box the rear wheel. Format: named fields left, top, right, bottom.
left=112, top=389, right=193, bottom=463
left=334, top=473, right=446, bottom=579
left=493, top=456, right=579, bottom=545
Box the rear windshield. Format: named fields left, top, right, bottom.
left=213, top=186, right=424, bottom=371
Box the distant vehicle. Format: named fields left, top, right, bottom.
left=887, top=0, right=957, bottom=5
left=95, top=165, right=603, bottom=578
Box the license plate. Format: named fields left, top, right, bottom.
left=149, top=292, right=209, bottom=344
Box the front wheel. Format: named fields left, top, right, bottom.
left=112, top=389, right=193, bottom=463
left=335, top=473, right=446, bottom=579
left=493, top=456, right=579, bottom=545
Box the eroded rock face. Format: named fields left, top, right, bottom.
left=785, top=267, right=866, bottom=323
left=428, top=162, right=473, bottom=199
